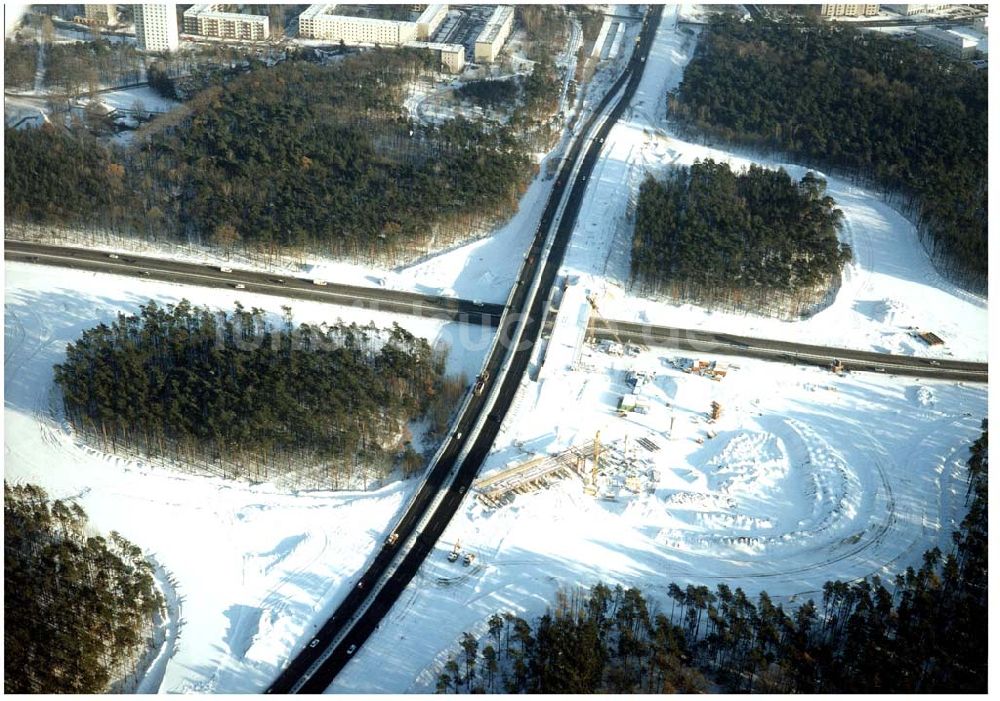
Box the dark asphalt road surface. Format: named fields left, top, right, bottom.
left=266, top=6, right=665, bottom=693
left=588, top=321, right=987, bottom=383
left=4, top=241, right=503, bottom=327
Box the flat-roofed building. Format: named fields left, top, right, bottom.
left=474, top=4, right=514, bottom=63
left=915, top=25, right=978, bottom=58
left=415, top=4, right=447, bottom=40
left=298, top=4, right=418, bottom=45
left=405, top=40, right=465, bottom=72
left=134, top=3, right=179, bottom=52
left=183, top=4, right=269, bottom=41
left=883, top=3, right=950, bottom=15
left=84, top=4, right=117, bottom=26
left=818, top=4, right=880, bottom=18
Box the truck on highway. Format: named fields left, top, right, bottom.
left=473, top=371, right=490, bottom=396
left=385, top=532, right=399, bottom=547
left=313, top=279, right=328, bottom=286
left=220, top=266, right=232, bottom=273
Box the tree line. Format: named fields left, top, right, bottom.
left=5, top=51, right=536, bottom=267
left=631, top=160, right=850, bottom=318
left=669, top=16, right=987, bottom=291
left=445, top=423, right=987, bottom=693
left=44, top=38, right=144, bottom=97
left=5, top=482, right=165, bottom=693
left=4, top=38, right=38, bottom=90
left=53, top=301, right=462, bottom=490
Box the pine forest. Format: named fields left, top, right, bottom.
left=4, top=482, right=165, bottom=694
left=668, top=16, right=987, bottom=291
left=5, top=51, right=535, bottom=267
left=631, top=160, right=851, bottom=318
left=53, top=301, right=460, bottom=490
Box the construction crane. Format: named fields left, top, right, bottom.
left=586, top=292, right=629, bottom=353
left=584, top=430, right=602, bottom=496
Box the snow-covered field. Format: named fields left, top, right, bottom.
left=3, top=262, right=491, bottom=692
left=3, top=3, right=989, bottom=695
left=329, top=4, right=989, bottom=693
left=332, top=345, right=985, bottom=693
left=564, top=5, right=987, bottom=362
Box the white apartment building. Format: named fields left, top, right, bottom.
left=298, top=4, right=417, bottom=45
left=134, top=3, right=179, bottom=52
left=405, top=40, right=465, bottom=72
left=818, top=4, right=880, bottom=18
left=84, top=4, right=117, bottom=26
left=415, top=4, right=447, bottom=41
left=474, top=5, right=514, bottom=63
left=183, top=4, right=269, bottom=41
left=883, top=4, right=950, bottom=15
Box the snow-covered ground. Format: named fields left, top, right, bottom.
left=3, top=262, right=492, bottom=692
left=562, top=6, right=987, bottom=362
left=332, top=332, right=986, bottom=693
left=327, top=4, right=989, bottom=692
left=3, top=4, right=989, bottom=695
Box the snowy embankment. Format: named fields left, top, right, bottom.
left=3, top=262, right=492, bottom=693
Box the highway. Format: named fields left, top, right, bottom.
left=264, top=6, right=664, bottom=693
left=4, top=241, right=503, bottom=327
left=588, top=320, right=988, bottom=384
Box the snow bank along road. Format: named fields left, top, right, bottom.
left=266, top=6, right=665, bottom=693
left=589, top=321, right=987, bottom=383
left=7, top=242, right=983, bottom=383
left=4, top=241, right=504, bottom=327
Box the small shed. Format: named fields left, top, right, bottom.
left=918, top=331, right=945, bottom=346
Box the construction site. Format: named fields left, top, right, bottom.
left=472, top=431, right=665, bottom=508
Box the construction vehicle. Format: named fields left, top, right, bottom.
left=831, top=358, right=845, bottom=374
left=463, top=552, right=476, bottom=566
left=448, top=540, right=461, bottom=562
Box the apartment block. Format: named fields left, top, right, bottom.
left=818, top=4, right=880, bottom=18
left=883, top=4, right=950, bottom=15
left=415, top=4, right=447, bottom=41
left=298, top=4, right=417, bottom=45
left=134, top=3, right=179, bottom=52
left=84, top=4, right=117, bottom=26
left=183, top=4, right=269, bottom=41
left=474, top=5, right=514, bottom=63
left=405, top=40, right=465, bottom=72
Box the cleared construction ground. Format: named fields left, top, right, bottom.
left=473, top=442, right=596, bottom=508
